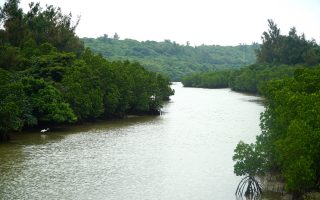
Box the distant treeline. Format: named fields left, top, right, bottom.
left=0, top=0, right=173, bottom=140
left=182, top=20, right=320, bottom=94
left=82, top=36, right=258, bottom=80
left=182, top=64, right=298, bottom=94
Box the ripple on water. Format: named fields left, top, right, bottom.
left=0, top=83, right=275, bottom=200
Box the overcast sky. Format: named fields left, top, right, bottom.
left=1, top=0, right=320, bottom=46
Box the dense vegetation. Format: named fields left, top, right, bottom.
left=233, top=68, right=320, bottom=198
left=181, top=19, right=320, bottom=198
left=229, top=21, right=320, bottom=198
left=181, top=70, right=231, bottom=89
left=0, top=0, right=173, bottom=140
left=82, top=36, right=258, bottom=80
left=181, top=21, right=320, bottom=198
left=183, top=64, right=298, bottom=94
left=182, top=20, right=320, bottom=94
left=2, top=0, right=320, bottom=197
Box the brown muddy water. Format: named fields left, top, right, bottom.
left=0, top=83, right=281, bottom=200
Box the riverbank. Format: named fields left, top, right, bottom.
left=260, top=173, right=320, bottom=200
left=0, top=111, right=164, bottom=143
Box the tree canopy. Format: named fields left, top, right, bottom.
left=82, top=37, right=258, bottom=80
left=254, top=68, right=320, bottom=196
left=230, top=21, right=320, bottom=198
left=0, top=0, right=173, bottom=139
left=182, top=20, right=320, bottom=94
left=256, top=19, right=320, bottom=65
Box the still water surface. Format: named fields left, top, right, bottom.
left=0, top=83, right=278, bottom=200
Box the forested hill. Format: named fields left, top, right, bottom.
left=82, top=36, right=258, bottom=80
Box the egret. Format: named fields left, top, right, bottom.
left=40, top=128, right=50, bottom=133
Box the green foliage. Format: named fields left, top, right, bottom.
left=237, top=68, right=320, bottom=196
left=227, top=20, right=320, bottom=197
left=229, top=64, right=298, bottom=94
left=22, top=77, right=77, bottom=123
left=256, top=19, right=320, bottom=65
left=182, top=70, right=230, bottom=88
left=181, top=64, right=297, bottom=94
left=233, top=141, right=266, bottom=176
left=284, top=156, right=316, bottom=195
left=231, top=67, right=320, bottom=197
left=0, top=81, right=31, bottom=133
left=82, top=37, right=258, bottom=80
left=182, top=20, right=320, bottom=95
left=61, top=60, right=105, bottom=120
left=0, top=0, right=173, bottom=137
left=0, top=72, right=77, bottom=134
left=0, top=0, right=83, bottom=54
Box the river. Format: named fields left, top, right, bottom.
left=0, top=82, right=280, bottom=200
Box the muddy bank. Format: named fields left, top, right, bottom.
left=261, top=173, right=320, bottom=200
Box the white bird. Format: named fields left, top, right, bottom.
left=40, top=128, right=50, bottom=133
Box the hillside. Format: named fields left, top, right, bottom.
left=82, top=36, right=258, bottom=80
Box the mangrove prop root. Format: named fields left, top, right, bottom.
left=235, top=176, right=263, bottom=200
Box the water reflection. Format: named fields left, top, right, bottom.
left=0, top=83, right=279, bottom=200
